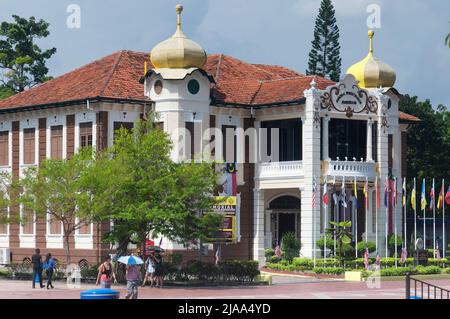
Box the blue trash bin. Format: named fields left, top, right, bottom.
left=409, top=296, right=422, bottom=299
left=80, top=289, right=120, bottom=300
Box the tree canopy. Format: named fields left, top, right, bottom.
left=0, top=15, right=56, bottom=94
left=305, top=0, right=342, bottom=82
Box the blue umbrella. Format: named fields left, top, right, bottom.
left=117, top=255, right=144, bottom=265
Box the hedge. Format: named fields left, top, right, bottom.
left=314, top=267, right=345, bottom=275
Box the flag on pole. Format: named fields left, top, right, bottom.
left=421, top=178, right=427, bottom=210
left=400, top=247, right=408, bottom=263
left=363, top=247, right=369, bottom=270
left=392, top=178, right=397, bottom=208
left=323, top=177, right=329, bottom=206
left=429, top=179, right=435, bottom=210
left=411, top=181, right=416, bottom=209
left=354, top=177, right=358, bottom=209
left=384, top=177, right=389, bottom=208
left=445, top=186, right=450, bottom=205
left=342, top=177, right=347, bottom=208
left=437, top=181, right=444, bottom=209
left=363, top=178, right=368, bottom=209
left=375, top=253, right=381, bottom=267
left=312, top=176, right=317, bottom=209
left=375, top=177, right=380, bottom=209
left=436, top=244, right=441, bottom=261
left=402, top=178, right=406, bottom=207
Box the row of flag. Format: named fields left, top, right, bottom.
left=312, top=177, right=450, bottom=210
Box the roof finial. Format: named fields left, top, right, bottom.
left=176, top=4, right=183, bottom=31
left=368, top=30, right=374, bottom=54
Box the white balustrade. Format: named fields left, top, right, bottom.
left=258, top=161, right=303, bottom=179
left=327, top=160, right=376, bottom=179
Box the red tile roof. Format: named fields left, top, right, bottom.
left=0, top=50, right=419, bottom=122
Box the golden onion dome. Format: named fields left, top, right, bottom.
left=150, top=5, right=206, bottom=69
left=346, top=30, right=396, bottom=88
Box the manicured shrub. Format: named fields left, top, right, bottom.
left=388, top=234, right=403, bottom=256
left=269, top=255, right=282, bottom=264
left=264, top=248, right=275, bottom=258
left=281, top=232, right=301, bottom=262
left=313, top=267, right=345, bottom=275
left=380, top=267, right=411, bottom=277
left=316, top=258, right=339, bottom=268
left=415, top=265, right=442, bottom=275
left=316, top=237, right=335, bottom=256
left=292, top=257, right=313, bottom=269
left=356, top=241, right=376, bottom=256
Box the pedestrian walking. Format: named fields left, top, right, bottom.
left=153, top=252, right=163, bottom=288
left=125, top=264, right=141, bottom=299
left=43, top=253, right=56, bottom=289
left=31, top=248, right=44, bottom=289
left=96, top=255, right=117, bottom=288
left=142, top=252, right=156, bottom=287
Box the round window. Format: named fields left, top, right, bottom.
left=154, top=80, right=163, bottom=95
left=187, top=79, right=200, bottom=95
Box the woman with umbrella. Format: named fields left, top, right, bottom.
left=142, top=251, right=156, bottom=287
left=118, top=255, right=143, bottom=299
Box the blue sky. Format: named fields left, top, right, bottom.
left=0, top=0, right=449, bottom=107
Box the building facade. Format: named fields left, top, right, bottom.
left=0, top=5, right=418, bottom=266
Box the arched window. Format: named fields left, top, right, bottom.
left=269, top=196, right=300, bottom=210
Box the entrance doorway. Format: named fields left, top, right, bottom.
left=268, top=195, right=301, bottom=247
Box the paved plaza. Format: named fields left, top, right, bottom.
left=1, top=276, right=450, bottom=299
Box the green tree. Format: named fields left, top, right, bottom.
left=326, top=220, right=352, bottom=267
left=101, top=118, right=222, bottom=258
left=399, top=95, right=450, bottom=182
left=281, top=232, right=301, bottom=262
left=306, top=0, right=342, bottom=82
left=17, top=148, right=99, bottom=264
left=0, top=15, right=56, bottom=93
left=0, top=85, right=14, bottom=99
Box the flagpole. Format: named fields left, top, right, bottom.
left=365, top=177, right=368, bottom=244
left=403, top=178, right=407, bottom=251
left=313, top=176, right=316, bottom=269
left=385, top=177, right=388, bottom=259
left=394, top=177, right=398, bottom=267
left=355, top=176, right=358, bottom=259
left=443, top=179, right=446, bottom=259
left=324, top=177, right=327, bottom=264
left=375, top=176, right=378, bottom=253
left=333, top=176, right=337, bottom=260
left=433, top=178, right=436, bottom=259
left=414, top=177, right=417, bottom=250
left=423, top=178, right=426, bottom=250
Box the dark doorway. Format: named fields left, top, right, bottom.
left=278, top=213, right=296, bottom=244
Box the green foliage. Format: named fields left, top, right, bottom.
left=100, top=118, right=222, bottom=254
left=314, top=267, right=345, bottom=275
left=0, top=85, right=13, bottom=99
left=268, top=255, right=282, bottom=264
left=264, top=248, right=275, bottom=258
left=305, top=0, right=342, bottom=81
left=326, top=220, right=353, bottom=266
left=356, top=241, right=376, bottom=255
left=0, top=15, right=56, bottom=93
left=16, top=148, right=99, bottom=264
left=162, top=260, right=259, bottom=283
left=280, top=232, right=301, bottom=262
left=399, top=95, right=450, bottom=215
left=379, top=267, right=411, bottom=277
left=292, top=257, right=314, bottom=269
left=415, top=265, right=442, bottom=275
left=316, top=237, right=335, bottom=255
left=388, top=234, right=403, bottom=256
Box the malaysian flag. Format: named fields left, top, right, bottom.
left=429, top=178, right=435, bottom=210
left=323, top=177, right=329, bottom=206
left=375, top=253, right=381, bottom=267
left=312, top=176, right=317, bottom=209
left=400, top=247, right=408, bottom=263
left=363, top=247, right=369, bottom=270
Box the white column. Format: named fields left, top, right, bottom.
left=322, top=116, right=330, bottom=161
left=253, top=188, right=266, bottom=266
left=366, top=118, right=373, bottom=162
left=377, top=94, right=389, bottom=257
left=300, top=82, right=322, bottom=259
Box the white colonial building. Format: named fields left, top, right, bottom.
left=0, top=5, right=418, bottom=266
